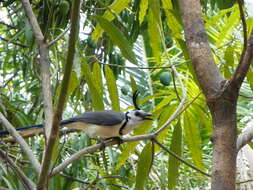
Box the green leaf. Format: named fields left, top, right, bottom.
left=224, top=46, right=234, bottom=78
left=2, top=176, right=15, bottom=190
left=82, top=63, right=104, bottom=110
left=147, top=0, right=162, bottom=64
left=104, top=66, right=120, bottom=111
left=168, top=121, right=182, bottom=190
left=67, top=71, right=79, bottom=98
left=93, top=63, right=103, bottom=97
left=25, top=19, right=34, bottom=43
left=156, top=104, right=177, bottom=143
left=135, top=143, right=154, bottom=190
left=116, top=141, right=139, bottom=169
left=161, top=0, right=182, bottom=39
left=204, top=5, right=236, bottom=29
left=183, top=111, right=204, bottom=169
left=153, top=95, right=175, bottom=112
left=216, top=7, right=240, bottom=47
left=92, top=0, right=131, bottom=40
left=93, top=16, right=138, bottom=64
left=139, top=0, right=149, bottom=24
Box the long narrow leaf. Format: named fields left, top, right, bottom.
left=104, top=66, right=120, bottom=111
left=92, top=0, right=131, bottom=40
left=82, top=64, right=104, bottom=110
left=139, top=0, right=149, bottom=24
left=147, top=0, right=162, bottom=64
left=183, top=111, right=204, bottom=169
left=168, top=121, right=182, bottom=190
left=93, top=63, right=103, bottom=97
left=135, top=143, right=154, bottom=190
left=93, top=16, right=138, bottom=64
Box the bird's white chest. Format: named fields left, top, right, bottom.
left=65, top=122, right=122, bottom=138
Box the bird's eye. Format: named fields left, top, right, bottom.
left=135, top=111, right=140, bottom=116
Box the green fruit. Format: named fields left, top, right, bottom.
left=121, top=86, right=129, bottom=95
left=159, top=72, right=172, bottom=86
left=59, top=1, right=70, bottom=16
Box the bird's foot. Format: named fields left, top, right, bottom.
left=104, top=136, right=123, bottom=146
left=90, top=137, right=106, bottom=150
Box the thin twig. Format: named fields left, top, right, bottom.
left=236, top=178, right=253, bottom=185
left=0, top=112, right=41, bottom=174
left=230, top=28, right=253, bottom=88
left=84, top=171, right=100, bottom=190
left=0, top=21, right=17, bottom=29
left=48, top=26, right=70, bottom=47
left=60, top=173, right=90, bottom=184
left=92, top=56, right=190, bottom=70
left=152, top=138, right=211, bottom=177
left=0, top=150, right=35, bottom=190
left=0, top=36, right=29, bottom=48
left=172, top=70, right=181, bottom=101
left=239, top=93, right=253, bottom=99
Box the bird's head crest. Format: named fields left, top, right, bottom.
left=132, top=90, right=141, bottom=110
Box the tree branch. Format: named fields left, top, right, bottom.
left=48, top=26, right=70, bottom=47
left=0, top=112, right=41, bottom=174
left=0, top=150, right=35, bottom=190
left=237, top=121, right=253, bottom=151
left=37, top=0, right=81, bottom=188
left=0, top=36, right=29, bottom=48
left=151, top=138, right=211, bottom=177
left=179, top=0, right=224, bottom=99
left=21, top=0, right=53, bottom=138
left=50, top=134, right=155, bottom=176
left=0, top=21, right=17, bottom=29
left=230, top=29, right=253, bottom=88
left=237, top=0, right=247, bottom=54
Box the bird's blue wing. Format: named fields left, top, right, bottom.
left=62, top=110, right=125, bottom=126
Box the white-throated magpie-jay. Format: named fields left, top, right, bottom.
left=0, top=91, right=152, bottom=139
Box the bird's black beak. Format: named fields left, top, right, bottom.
left=142, top=112, right=153, bottom=120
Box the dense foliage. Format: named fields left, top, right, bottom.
left=0, top=0, right=253, bottom=189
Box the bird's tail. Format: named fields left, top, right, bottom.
left=0, top=124, right=44, bottom=135
left=0, top=120, right=76, bottom=142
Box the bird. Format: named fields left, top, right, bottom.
left=0, top=91, right=153, bottom=140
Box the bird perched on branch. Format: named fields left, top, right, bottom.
left=0, top=91, right=152, bottom=140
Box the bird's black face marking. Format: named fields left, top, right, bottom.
left=128, top=110, right=153, bottom=121
left=134, top=111, right=140, bottom=117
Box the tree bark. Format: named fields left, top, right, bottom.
left=208, top=86, right=238, bottom=190
left=178, top=0, right=239, bottom=189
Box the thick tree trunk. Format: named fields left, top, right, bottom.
left=178, top=0, right=241, bottom=189
left=208, top=87, right=238, bottom=190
